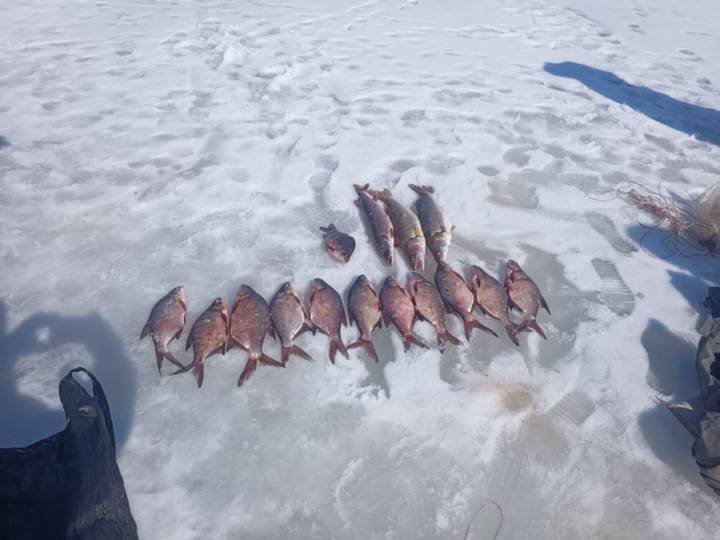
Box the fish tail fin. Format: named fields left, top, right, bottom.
left=464, top=319, right=499, bottom=339
left=192, top=362, right=205, bottom=387
left=348, top=337, right=379, bottom=362
left=408, top=184, right=434, bottom=194
left=353, top=183, right=369, bottom=194
left=154, top=345, right=164, bottom=374
left=141, top=323, right=149, bottom=340
left=504, top=323, right=521, bottom=346
left=282, top=345, right=313, bottom=365
left=403, top=334, right=429, bottom=351
left=320, top=223, right=336, bottom=233
left=156, top=346, right=186, bottom=373
left=171, top=359, right=194, bottom=375
left=443, top=330, right=463, bottom=347
left=329, top=336, right=349, bottom=364
left=520, top=318, right=547, bottom=340
left=258, top=352, right=284, bottom=368
left=237, top=357, right=258, bottom=387
left=370, top=187, right=392, bottom=200
left=540, top=296, right=551, bottom=315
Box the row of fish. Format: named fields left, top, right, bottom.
left=140, top=260, right=550, bottom=388
left=319, top=184, right=451, bottom=268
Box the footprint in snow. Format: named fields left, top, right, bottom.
left=591, top=258, right=635, bottom=317
left=586, top=212, right=637, bottom=255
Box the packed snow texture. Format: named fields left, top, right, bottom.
left=2, top=0, right=720, bottom=538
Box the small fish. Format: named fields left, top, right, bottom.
left=270, top=282, right=314, bottom=364
left=175, top=298, right=229, bottom=387
left=354, top=183, right=394, bottom=265
left=379, top=276, right=428, bottom=351
left=409, top=184, right=452, bottom=263
left=347, top=275, right=383, bottom=362
left=370, top=187, right=425, bottom=271
left=435, top=262, right=498, bottom=340
left=141, top=286, right=188, bottom=373
left=307, top=278, right=348, bottom=364
left=320, top=224, right=356, bottom=263
left=469, top=265, right=519, bottom=346
left=504, top=260, right=550, bottom=339
left=407, top=272, right=462, bottom=349
left=229, top=285, right=284, bottom=386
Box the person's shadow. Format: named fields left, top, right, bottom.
left=637, top=319, right=713, bottom=492
left=544, top=61, right=720, bottom=146
left=0, top=301, right=136, bottom=450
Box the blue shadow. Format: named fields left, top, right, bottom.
left=0, top=301, right=137, bottom=449
left=544, top=61, right=720, bottom=145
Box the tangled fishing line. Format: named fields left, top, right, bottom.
left=617, top=182, right=720, bottom=258
left=462, top=500, right=504, bottom=540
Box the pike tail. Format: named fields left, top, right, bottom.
left=281, top=344, right=313, bottom=365
left=348, top=337, right=379, bottom=362
left=464, top=319, right=499, bottom=340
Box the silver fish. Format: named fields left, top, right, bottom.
left=409, top=184, right=452, bottom=263
left=354, top=183, right=394, bottom=265
left=370, top=187, right=425, bottom=271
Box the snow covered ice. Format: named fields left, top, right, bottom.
left=2, top=0, right=720, bottom=538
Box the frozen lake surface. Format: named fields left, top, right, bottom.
left=2, top=0, right=720, bottom=538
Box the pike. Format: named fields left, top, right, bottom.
left=354, top=183, right=395, bottom=266
left=369, top=187, right=426, bottom=271
left=409, top=184, right=452, bottom=263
